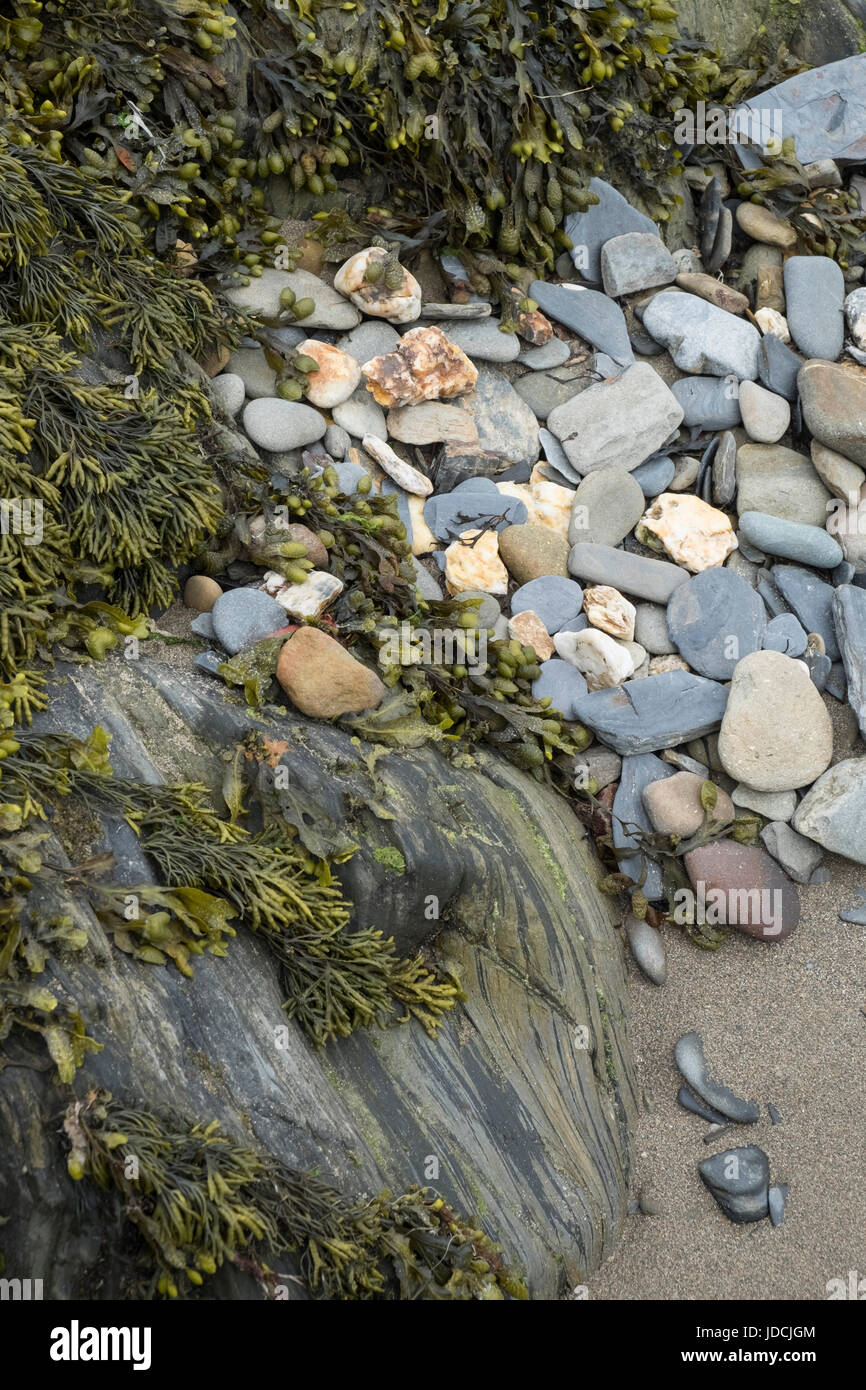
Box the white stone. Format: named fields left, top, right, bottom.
left=334, top=248, right=422, bottom=324
left=583, top=585, right=636, bottom=640
left=261, top=569, right=343, bottom=618
left=361, top=435, right=433, bottom=496
left=554, top=628, right=635, bottom=690
left=445, top=530, right=508, bottom=595
left=754, top=307, right=791, bottom=342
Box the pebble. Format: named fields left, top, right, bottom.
left=768, top=1183, right=788, bottom=1228
left=225, top=267, right=361, bottom=329
left=639, top=493, right=737, bottom=572
left=511, top=575, right=584, bottom=633
left=573, top=745, right=621, bottom=792
left=738, top=511, right=843, bottom=569
left=194, top=650, right=223, bottom=678
left=498, top=521, right=568, bottom=582
left=334, top=248, right=422, bottom=323
left=276, top=626, right=385, bottom=716
left=528, top=283, right=633, bottom=363
left=667, top=567, right=766, bottom=680
left=211, top=587, right=288, bottom=655
left=569, top=543, right=689, bottom=604
left=547, top=363, right=684, bottom=475
left=642, top=290, right=761, bottom=379
left=762, top=613, right=808, bottom=657
left=424, top=478, right=526, bottom=541
left=810, top=440, right=865, bottom=501
left=632, top=455, right=676, bottom=498
left=189, top=612, right=215, bottom=638
left=531, top=658, right=588, bottom=719
left=838, top=888, right=866, bottom=924
left=211, top=372, right=246, bottom=416
left=411, top=558, right=443, bottom=601
left=226, top=347, right=277, bottom=399
left=793, top=757, right=866, bottom=864
left=783, top=256, right=845, bottom=361
left=572, top=669, right=729, bottom=756
left=699, top=1146, right=770, bottom=1224
left=668, top=456, right=700, bottom=492
left=671, top=376, right=741, bottom=429
left=564, top=176, right=659, bottom=283
left=754, top=306, right=790, bottom=341
left=643, top=770, right=734, bottom=837
left=738, top=380, right=791, bottom=443
left=736, top=202, right=797, bottom=248
left=336, top=320, right=401, bottom=363
left=674, top=1032, right=761, bottom=1122
left=569, top=469, right=645, bottom=548
left=387, top=401, right=478, bottom=445
left=243, top=398, right=326, bottom=452
left=761, top=821, right=824, bottom=884
left=324, top=423, right=351, bottom=460
left=833, top=584, right=866, bottom=738
left=444, top=529, right=508, bottom=596
left=612, top=753, right=674, bottom=899
left=773, top=565, right=839, bottom=660
left=732, top=784, right=798, bottom=822
left=634, top=602, right=676, bottom=656
left=514, top=363, right=592, bottom=421
left=674, top=272, right=750, bottom=315
left=583, top=585, right=636, bottom=640
left=508, top=610, right=554, bottom=660
left=296, top=340, right=361, bottom=408
left=456, top=589, right=501, bottom=628
left=430, top=318, right=520, bottom=362
left=333, top=459, right=368, bottom=494
left=516, top=338, right=571, bottom=370
left=678, top=1086, right=727, bottom=1125
left=362, top=436, right=432, bottom=496
left=184, top=575, right=222, bottom=613
left=844, top=285, right=866, bottom=349
left=735, top=444, right=832, bottom=527
left=556, top=627, right=635, bottom=690
left=718, top=649, right=833, bottom=791
left=454, top=366, right=540, bottom=472
left=600, top=232, right=677, bottom=298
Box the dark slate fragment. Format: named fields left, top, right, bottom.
left=832, top=584, right=866, bottom=737
left=667, top=568, right=766, bottom=680
left=699, top=1146, right=770, bottom=1224
left=768, top=1183, right=788, bottom=1227
left=774, top=564, right=840, bottom=660
left=838, top=887, right=866, bottom=924
left=528, top=281, right=634, bottom=364
left=211, top=588, right=288, bottom=656
left=757, top=334, right=802, bottom=402
left=563, top=175, right=659, bottom=283
left=612, top=753, right=674, bottom=901
left=674, top=1031, right=761, bottom=1123
left=677, top=1084, right=728, bottom=1126
left=571, top=670, right=728, bottom=756
left=763, top=613, right=808, bottom=657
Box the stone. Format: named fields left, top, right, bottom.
left=674, top=1032, right=761, bottom=1123
left=211, top=372, right=245, bottom=416
left=411, top=557, right=442, bottom=601
left=499, top=523, right=570, bottom=583
left=600, top=232, right=677, bottom=298
left=634, top=602, right=676, bottom=655
left=811, top=440, right=865, bottom=501
left=514, top=363, right=593, bottom=421
left=261, top=568, right=343, bottom=619
left=295, top=340, right=361, bottom=408
left=651, top=655, right=688, bottom=675
left=527, top=283, right=633, bottom=363
left=762, top=613, right=808, bottom=657
left=333, top=386, right=389, bottom=441
left=224, top=267, right=361, bottom=329
left=758, top=334, right=802, bottom=401
left=424, top=478, right=526, bottom=542
left=556, top=628, right=635, bottom=691
left=673, top=272, right=748, bottom=315
left=583, top=585, right=635, bottom=640
left=516, top=338, right=571, bottom=370
left=444, top=529, right=508, bottom=596
left=768, top=1184, right=788, bottom=1228
left=387, top=402, right=478, bottom=446
left=452, top=366, right=541, bottom=473
left=531, top=658, right=588, bottom=720
left=761, top=821, right=824, bottom=885
left=564, top=177, right=659, bottom=283
left=699, top=1147, right=770, bottom=1224
left=773, top=565, right=840, bottom=660
left=569, top=470, right=645, bottom=548
left=643, top=770, right=734, bottom=838
left=333, top=248, right=422, bottom=323
left=184, top=575, right=222, bottom=613
left=518, top=470, right=574, bottom=541
left=613, top=753, right=674, bottom=900
left=333, top=459, right=368, bottom=495
left=508, top=610, right=554, bottom=660
left=671, top=376, right=741, bottom=429
left=632, top=456, right=676, bottom=498
left=683, top=840, right=800, bottom=942
left=784, top=256, right=845, bottom=361
left=712, top=432, right=737, bottom=509
left=623, top=917, right=667, bottom=986
left=547, top=363, right=684, bottom=476
left=190, top=612, right=215, bottom=640
left=571, top=670, right=729, bottom=756
left=336, top=320, right=401, bottom=363
left=569, top=543, right=689, bottom=605
left=242, top=398, right=326, bottom=452
left=431, top=441, right=513, bottom=491
left=793, top=757, right=866, bottom=864
left=754, top=307, right=790, bottom=341
left=826, top=492, right=866, bottom=571
left=718, top=650, right=833, bottom=791
left=276, top=626, right=385, bottom=717
left=667, top=568, right=766, bottom=680
left=833, top=584, right=866, bottom=737
left=735, top=202, right=797, bottom=248
left=573, top=745, right=622, bottom=793
left=324, top=423, right=351, bottom=460
left=511, top=576, right=584, bottom=634
left=738, top=380, right=791, bottom=444
left=732, top=784, right=798, bottom=822
left=226, top=347, right=277, bottom=399
left=362, top=326, right=477, bottom=408
left=668, top=455, right=700, bottom=493
left=642, top=291, right=761, bottom=379
left=362, top=436, right=432, bottom=496
left=454, top=589, right=500, bottom=629
left=738, top=512, right=843, bottom=570
left=247, top=517, right=328, bottom=569
left=211, top=587, right=288, bottom=655
left=735, top=444, right=832, bottom=526
left=428, top=318, right=520, bottom=362
left=844, top=285, right=866, bottom=350
left=639, top=494, right=737, bottom=572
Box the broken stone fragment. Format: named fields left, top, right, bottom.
left=444, top=529, right=508, bottom=596
left=333, top=247, right=422, bottom=323
left=361, top=435, right=433, bottom=496
left=508, top=610, right=554, bottom=660
left=261, top=568, right=344, bottom=619
left=639, top=493, right=737, bottom=572
left=362, top=326, right=478, bottom=408
left=583, top=585, right=636, bottom=640
left=554, top=627, right=635, bottom=690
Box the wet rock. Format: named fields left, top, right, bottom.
left=738, top=512, right=843, bottom=570
left=600, top=232, right=677, bottom=297
left=671, top=376, right=741, bottom=429
left=623, top=916, right=668, bottom=985
left=732, top=784, right=797, bottom=822
left=297, top=339, right=361, bottom=408
left=758, top=334, right=802, bottom=402
left=584, top=585, right=636, bottom=640
left=768, top=1183, right=788, bottom=1227
left=547, top=363, right=684, bottom=475
left=569, top=543, right=689, bottom=604
left=632, top=455, right=676, bottom=498
left=674, top=272, right=750, bottom=315
left=674, top=1033, right=761, bottom=1122
left=718, top=650, right=833, bottom=791
left=334, top=248, right=422, bottom=323
left=564, top=176, right=659, bottom=282
left=572, top=670, right=728, bottom=756
left=736, top=202, right=797, bottom=248
left=833, top=584, right=866, bottom=737
left=735, top=444, right=832, bottom=526
left=612, top=753, right=674, bottom=899
left=211, top=372, right=245, bottom=416
left=762, top=613, right=808, bottom=657
left=634, top=602, right=676, bottom=655
left=793, top=757, right=866, bottom=864
left=810, top=440, right=865, bottom=501
left=640, top=494, right=737, bottom=572
left=799, top=360, right=866, bottom=467
left=738, top=381, right=791, bottom=444
left=678, top=1086, right=727, bottom=1125
left=527, top=283, right=633, bottom=363
left=642, top=290, right=761, bottom=379
left=773, top=565, right=839, bottom=660
left=453, top=366, right=541, bottom=473
left=699, top=1146, right=770, bottom=1224
left=760, top=821, right=824, bottom=884
left=211, top=588, right=289, bottom=656
left=643, top=770, right=734, bottom=838
left=243, top=398, right=326, bottom=452
left=784, top=256, right=845, bottom=360
left=531, top=658, right=588, bottom=719
left=444, top=529, right=508, bottom=596
left=511, top=575, right=584, bottom=633
left=184, top=575, right=222, bottom=613
left=276, top=626, right=384, bottom=716
left=225, top=267, right=361, bottom=329
left=362, top=325, right=477, bottom=407
left=362, top=435, right=432, bottom=496
left=499, top=523, right=570, bottom=583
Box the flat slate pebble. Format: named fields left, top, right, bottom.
left=569, top=469, right=646, bottom=547
left=773, top=565, right=839, bottom=660
left=793, top=757, right=866, bottom=865
left=738, top=512, right=843, bottom=570
left=511, top=576, right=584, bottom=633
left=243, top=398, right=327, bottom=452
left=760, top=820, right=824, bottom=884
left=624, top=915, right=668, bottom=985
left=564, top=176, right=659, bottom=283
left=516, top=338, right=571, bottom=370
left=757, top=333, right=802, bottom=402
left=671, top=376, right=741, bottom=429
left=531, top=658, right=588, bottom=720
left=424, top=478, right=527, bottom=541
left=336, top=320, right=401, bottom=362
left=762, top=613, right=808, bottom=656
left=783, top=255, right=844, bottom=361
left=600, top=231, right=677, bottom=298
left=569, top=542, right=690, bottom=604
left=613, top=753, right=674, bottom=900
left=430, top=318, right=520, bottom=362
left=634, top=602, right=676, bottom=655
left=667, top=567, right=766, bottom=680
left=211, top=588, right=287, bottom=656
left=642, top=290, right=761, bottom=379
left=631, top=455, right=676, bottom=498
left=528, top=282, right=634, bottom=364
left=674, top=1031, right=761, bottom=1123
left=572, top=669, right=729, bottom=756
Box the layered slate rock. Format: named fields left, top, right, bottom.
left=612, top=754, right=675, bottom=901
left=528, top=283, right=634, bottom=363
left=572, top=669, right=729, bottom=755
left=793, top=758, right=866, bottom=865
left=667, top=568, right=766, bottom=679
left=547, top=364, right=683, bottom=475
left=563, top=175, right=659, bottom=282
left=774, top=565, right=840, bottom=660
left=833, top=584, right=866, bottom=738
left=642, top=291, right=762, bottom=379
